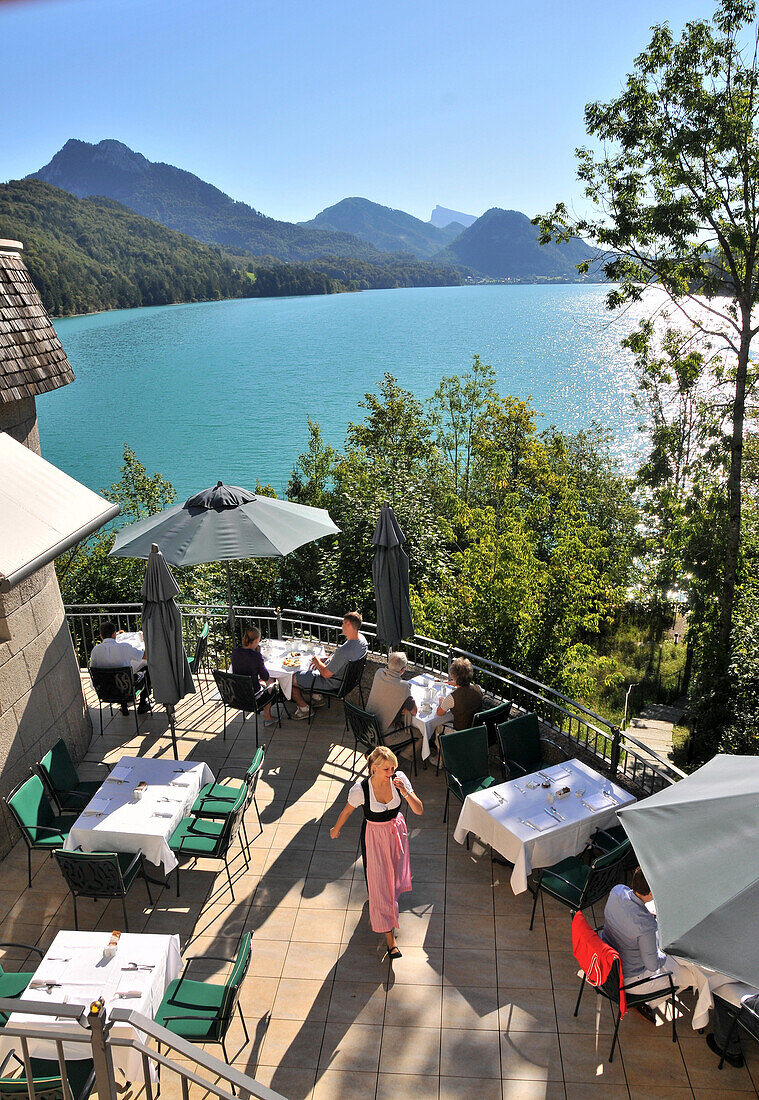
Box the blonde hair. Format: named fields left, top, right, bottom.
left=242, top=626, right=261, bottom=646
left=367, top=746, right=398, bottom=773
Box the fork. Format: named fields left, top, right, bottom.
left=518, top=817, right=539, bottom=831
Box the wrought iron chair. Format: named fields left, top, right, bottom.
left=343, top=699, right=418, bottom=775
left=36, top=738, right=108, bottom=814
left=53, top=848, right=154, bottom=932
left=572, top=911, right=678, bottom=1062
left=496, top=712, right=569, bottom=779
left=212, top=670, right=284, bottom=744
left=5, top=775, right=77, bottom=888
left=169, top=784, right=248, bottom=899
left=527, top=838, right=633, bottom=929
left=154, top=932, right=252, bottom=1081
left=303, top=654, right=367, bottom=728
left=439, top=725, right=498, bottom=828
left=473, top=699, right=514, bottom=748
left=88, top=666, right=140, bottom=736
left=0, top=1052, right=95, bottom=1100
left=188, top=622, right=210, bottom=702
left=191, top=746, right=266, bottom=855
left=0, top=943, right=43, bottom=1024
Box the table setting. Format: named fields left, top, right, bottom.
left=259, top=637, right=327, bottom=700
left=64, top=756, right=214, bottom=873
left=453, top=757, right=635, bottom=893
left=0, top=930, right=182, bottom=1081
left=407, top=673, right=454, bottom=760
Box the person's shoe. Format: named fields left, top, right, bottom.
left=137, top=699, right=151, bottom=714
left=120, top=703, right=130, bottom=716
left=633, top=1003, right=656, bottom=1024
left=293, top=706, right=311, bottom=720
left=311, top=696, right=328, bottom=708
left=263, top=717, right=278, bottom=728
left=706, top=1032, right=744, bottom=1068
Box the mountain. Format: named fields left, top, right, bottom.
left=0, top=179, right=462, bottom=317
left=437, top=207, right=599, bottom=280
left=301, top=197, right=462, bottom=260
left=30, top=139, right=390, bottom=263
left=430, top=205, right=477, bottom=229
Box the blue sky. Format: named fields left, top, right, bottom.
left=2, top=0, right=717, bottom=224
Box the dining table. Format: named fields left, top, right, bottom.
left=406, top=673, right=454, bottom=760
left=63, top=755, right=214, bottom=875
left=453, top=757, right=635, bottom=893
left=259, top=638, right=327, bottom=700
left=0, top=929, right=182, bottom=1082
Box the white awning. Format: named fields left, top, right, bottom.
left=0, top=432, right=120, bottom=592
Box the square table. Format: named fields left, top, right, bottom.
left=453, top=758, right=635, bottom=893
left=64, top=756, right=214, bottom=874
left=0, top=930, right=182, bottom=1082
left=407, top=673, right=454, bottom=760
left=257, top=640, right=327, bottom=701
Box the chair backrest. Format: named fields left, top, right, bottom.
left=37, top=739, right=80, bottom=798
left=0, top=1067, right=92, bottom=1100
left=497, top=712, right=542, bottom=773
left=738, top=992, right=759, bottom=1042
left=217, top=932, right=252, bottom=1035
left=190, top=623, right=210, bottom=672
left=53, top=850, right=125, bottom=898
left=344, top=699, right=382, bottom=755
left=88, top=666, right=136, bottom=705
left=335, top=655, right=367, bottom=700
left=6, top=774, right=56, bottom=838
left=213, top=670, right=261, bottom=711
left=221, top=786, right=249, bottom=852
left=439, top=726, right=490, bottom=784
left=244, top=746, right=265, bottom=787
left=572, top=914, right=623, bottom=1006
left=473, top=700, right=513, bottom=746
left=580, top=841, right=633, bottom=909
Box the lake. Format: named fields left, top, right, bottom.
left=39, top=283, right=649, bottom=501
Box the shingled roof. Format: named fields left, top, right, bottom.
left=0, top=240, right=74, bottom=404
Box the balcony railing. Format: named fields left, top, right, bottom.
left=65, top=602, right=685, bottom=797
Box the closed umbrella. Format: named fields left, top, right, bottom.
left=372, top=503, right=414, bottom=649
left=617, top=754, right=759, bottom=986
left=112, top=482, right=340, bottom=630
left=142, top=543, right=195, bottom=758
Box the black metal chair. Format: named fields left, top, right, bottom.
left=303, top=654, right=367, bottom=728
left=439, top=725, right=498, bottom=828
left=53, top=848, right=154, bottom=932
left=191, top=746, right=266, bottom=857
left=496, top=712, right=569, bottom=779
left=573, top=916, right=678, bottom=1062
left=169, top=785, right=248, bottom=900
left=0, top=943, right=43, bottom=1024
left=527, top=838, right=633, bottom=929
left=343, top=699, right=419, bottom=775
left=4, top=775, right=77, bottom=888
left=715, top=992, right=759, bottom=1070
left=473, top=699, right=513, bottom=748
left=88, top=666, right=140, bottom=735
left=0, top=1051, right=95, bottom=1100
left=212, top=670, right=284, bottom=743
left=36, top=738, right=109, bottom=814
left=188, top=622, right=210, bottom=702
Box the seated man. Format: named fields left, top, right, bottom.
left=707, top=995, right=746, bottom=1068
left=90, top=621, right=151, bottom=715
left=367, top=651, right=417, bottom=732
left=290, top=611, right=368, bottom=720
left=601, top=866, right=677, bottom=1021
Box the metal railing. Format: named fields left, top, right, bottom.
left=0, top=997, right=285, bottom=1100
left=65, top=603, right=685, bottom=795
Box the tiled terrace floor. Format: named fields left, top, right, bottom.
left=1, top=673, right=757, bottom=1100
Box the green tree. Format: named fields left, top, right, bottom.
left=538, top=0, right=759, bottom=671
left=428, top=354, right=497, bottom=501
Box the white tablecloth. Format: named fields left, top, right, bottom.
left=407, top=674, right=453, bottom=760
left=259, top=641, right=326, bottom=700
left=453, top=758, right=635, bottom=893
left=118, top=631, right=144, bottom=654
left=0, top=930, right=182, bottom=1081
left=665, top=955, right=758, bottom=1031
left=64, top=756, right=214, bottom=873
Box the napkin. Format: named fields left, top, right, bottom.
left=110, top=764, right=134, bottom=781
left=170, top=779, right=190, bottom=788
left=481, top=790, right=509, bottom=811
left=523, top=817, right=553, bottom=832
left=583, top=790, right=615, bottom=811
left=82, top=796, right=111, bottom=815
left=545, top=766, right=573, bottom=782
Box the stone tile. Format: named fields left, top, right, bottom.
left=558, top=1030, right=628, bottom=1085
left=499, top=987, right=557, bottom=1033
left=441, top=985, right=501, bottom=1031
left=440, top=1026, right=501, bottom=1079
left=377, top=1073, right=441, bottom=1099
left=385, top=983, right=443, bottom=1029
left=679, top=1033, right=758, bottom=1092
left=498, top=949, right=554, bottom=989
left=246, top=904, right=298, bottom=941
left=292, top=908, right=346, bottom=944
left=318, top=1021, right=383, bottom=1072
left=500, top=1031, right=564, bottom=1082
left=379, top=1024, right=441, bottom=1076
left=313, top=1069, right=381, bottom=1099
left=257, top=1017, right=327, bottom=1071
left=327, top=980, right=387, bottom=1026
left=271, top=978, right=333, bottom=1022
left=439, top=1078, right=501, bottom=1100
left=388, top=946, right=444, bottom=986
left=282, top=940, right=340, bottom=981
left=442, top=947, right=497, bottom=988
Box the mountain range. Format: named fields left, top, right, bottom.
left=30, top=139, right=600, bottom=282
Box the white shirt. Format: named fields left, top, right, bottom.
left=347, top=771, right=413, bottom=811
left=90, top=636, right=145, bottom=673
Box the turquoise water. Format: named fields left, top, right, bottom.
left=38, top=284, right=647, bottom=501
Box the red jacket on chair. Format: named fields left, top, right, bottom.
left=572, top=909, right=626, bottom=1016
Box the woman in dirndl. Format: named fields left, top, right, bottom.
left=330, top=746, right=423, bottom=958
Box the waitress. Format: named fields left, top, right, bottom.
left=330, top=745, right=423, bottom=958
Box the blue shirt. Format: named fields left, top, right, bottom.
left=602, top=884, right=666, bottom=978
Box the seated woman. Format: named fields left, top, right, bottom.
left=436, top=656, right=483, bottom=731
left=231, top=626, right=278, bottom=727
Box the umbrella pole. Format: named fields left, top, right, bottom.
left=225, top=562, right=236, bottom=637
left=167, top=704, right=178, bottom=761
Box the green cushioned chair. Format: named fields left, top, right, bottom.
left=154, top=932, right=251, bottom=1071
left=496, top=712, right=568, bottom=779
left=169, top=785, right=248, bottom=899
left=36, top=739, right=108, bottom=814
left=0, top=1053, right=95, bottom=1100
left=191, top=747, right=266, bottom=855
left=5, top=775, right=77, bottom=888
left=0, top=942, right=43, bottom=1024
left=53, top=849, right=153, bottom=932
left=473, top=699, right=513, bottom=749
left=527, top=838, right=632, bottom=929
left=439, top=726, right=497, bottom=828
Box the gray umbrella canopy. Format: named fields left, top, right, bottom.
left=618, top=754, right=759, bottom=987
left=111, top=482, right=339, bottom=566
left=141, top=544, right=195, bottom=709
left=371, top=503, right=414, bottom=649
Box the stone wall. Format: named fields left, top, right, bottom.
left=0, top=399, right=92, bottom=860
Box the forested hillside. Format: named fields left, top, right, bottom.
left=302, top=197, right=460, bottom=259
